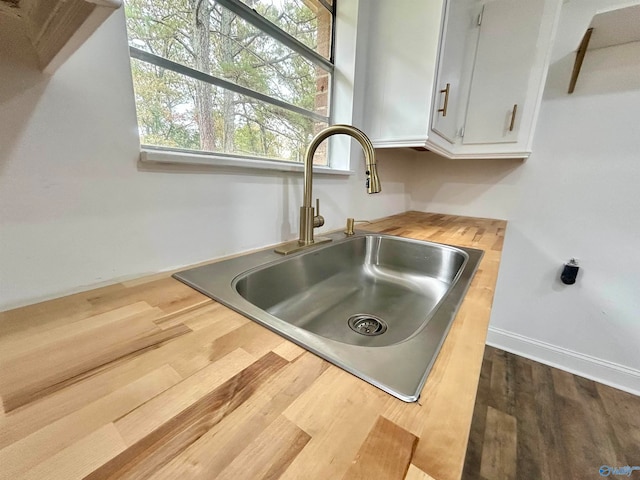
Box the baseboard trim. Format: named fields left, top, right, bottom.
left=486, top=326, right=640, bottom=397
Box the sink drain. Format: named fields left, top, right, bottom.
left=348, top=314, right=388, bottom=336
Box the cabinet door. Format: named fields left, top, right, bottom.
left=362, top=0, right=444, bottom=145
left=432, top=0, right=482, bottom=143
left=462, top=0, right=545, bottom=145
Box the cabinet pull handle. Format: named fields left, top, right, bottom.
left=509, top=104, right=518, bottom=131
left=438, top=83, right=450, bottom=117
left=477, top=5, right=484, bottom=26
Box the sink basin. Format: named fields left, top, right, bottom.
left=236, top=235, right=466, bottom=347
left=174, top=231, right=483, bottom=402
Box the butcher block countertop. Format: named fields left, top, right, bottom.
left=0, top=211, right=506, bottom=480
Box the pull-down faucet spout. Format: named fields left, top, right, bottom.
left=275, top=124, right=381, bottom=255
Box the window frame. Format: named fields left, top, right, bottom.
left=127, top=0, right=340, bottom=168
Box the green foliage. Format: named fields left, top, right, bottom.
left=124, top=0, right=330, bottom=162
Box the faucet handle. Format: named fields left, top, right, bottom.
left=313, top=198, right=325, bottom=228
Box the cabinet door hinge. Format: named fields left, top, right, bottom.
left=477, top=5, right=484, bottom=26
left=459, top=126, right=465, bottom=138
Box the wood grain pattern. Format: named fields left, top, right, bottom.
left=0, top=305, right=191, bottom=412
left=464, top=346, right=640, bottom=480
left=21, top=424, right=127, bottom=480
left=215, top=416, right=311, bottom=480
left=479, top=407, right=517, bottom=480
left=405, top=464, right=437, bottom=480
left=0, top=212, right=507, bottom=480
left=86, top=352, right=288, bottom=480
left=280, top=367, right=390, bottom=480
left=0, top=365, right=181, bottom=480
left=342, top=416, right=418, bottom=480
left=114, top=348, right=258, bottom=445
left=151, top=353, right=329, bottom=479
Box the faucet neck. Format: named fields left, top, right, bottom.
left=303, top=124, right=378, bottom=208
left=300, top=124, right=379, bottom=245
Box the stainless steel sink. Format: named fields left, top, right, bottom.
left=174, top=231, right=483, bottom=402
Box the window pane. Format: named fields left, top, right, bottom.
left=131, top=59, right=328, bottom=164
left=125, top=0, right=330, bottom=118
left=237, top=0, right=333, bottom=59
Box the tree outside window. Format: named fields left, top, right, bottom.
left=125, top=0, right=335, bottom=165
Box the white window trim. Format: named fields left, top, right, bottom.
left=137, top=0, right=363, bottom=174
left=140, top=147, right=353, bottom=175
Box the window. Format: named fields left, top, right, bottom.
left=125, top=0, right=336, bottom=166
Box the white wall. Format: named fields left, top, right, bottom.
left=0, top=8, right=413, bottom=310
left=408, top=0, right=640, bottom=394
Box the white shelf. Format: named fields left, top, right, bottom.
left=0, top=0, right=121, bottom=73
left=569, top=3, right=640, bottom=93
left=588, top=3, right=640, bottom=51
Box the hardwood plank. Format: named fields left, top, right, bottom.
left=179, top=302, right=232, bottom=330
left=464, top=347, right=640, bottom=480
left=0, top=365, right=181, bottom=480
left=215, top=416, right=310, bottom=480
left=488, top=348, right=515, bottom=415
left=87, top=277, right=211, bottom=315
left=596, top=382, right=640, bottom=465
left=87, top=352, right=288, bottom=479
left=0, top=309, right=245, bottom=449
left=479, top=406, right=517, bottom=480
left=0, top=301, right=154, bottom=359
left=152, top=302, right=224, bottom=330
left=529, top=360, right=571, bottom=479
left=342, top=416, right=417, bottom=480
left=280, top=367, right=389, bottom=480
left=20, top=424, right=127, bottom=480
left=115, top=348, right=257, bottom=445
left=151, top=352, right=329, bottom=479
left=380, top=396, right=430, bottom=438
left=483, top=346, right=493, bottom=361
left=212, top=320, right=285, bottom=360
left=404, top=464, right=436, bottom=480
left=272, top=340, right=306, bottom=362
left=511, top=356, right=542, bottom=480
left=1, top=304, right=163, bottom=408
left=0, top=314, right=190, bottom=412
left=461, top=350, right=493, bottom=480
left=0, top=284, right=125, bottom=339
left=169, top=320, right=279, bottom=378
left=550, top=367, right=580, bottom=401
left=560, top=376, right=626, bottom=471
left=472, top=228, right=486, bottom=244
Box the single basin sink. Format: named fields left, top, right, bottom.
left=174, top=231, right=483, bottom=402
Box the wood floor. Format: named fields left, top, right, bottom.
left=462, top=346, right=640, bottom=480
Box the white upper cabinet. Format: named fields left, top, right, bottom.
left=361, top=0, right=562, bottom=159
left=431, top=0, right=482, bottom=144
left=360, top=0, right=445, bottom=147
left=462, top=0, right=545, bottom=145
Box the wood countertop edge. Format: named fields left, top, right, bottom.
left=0, top=211, right=506, bottom=480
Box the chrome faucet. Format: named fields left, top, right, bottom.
left=275, top=124, right=381, bottom=255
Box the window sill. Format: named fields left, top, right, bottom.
left=139, top=147, right=354, bottom=176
